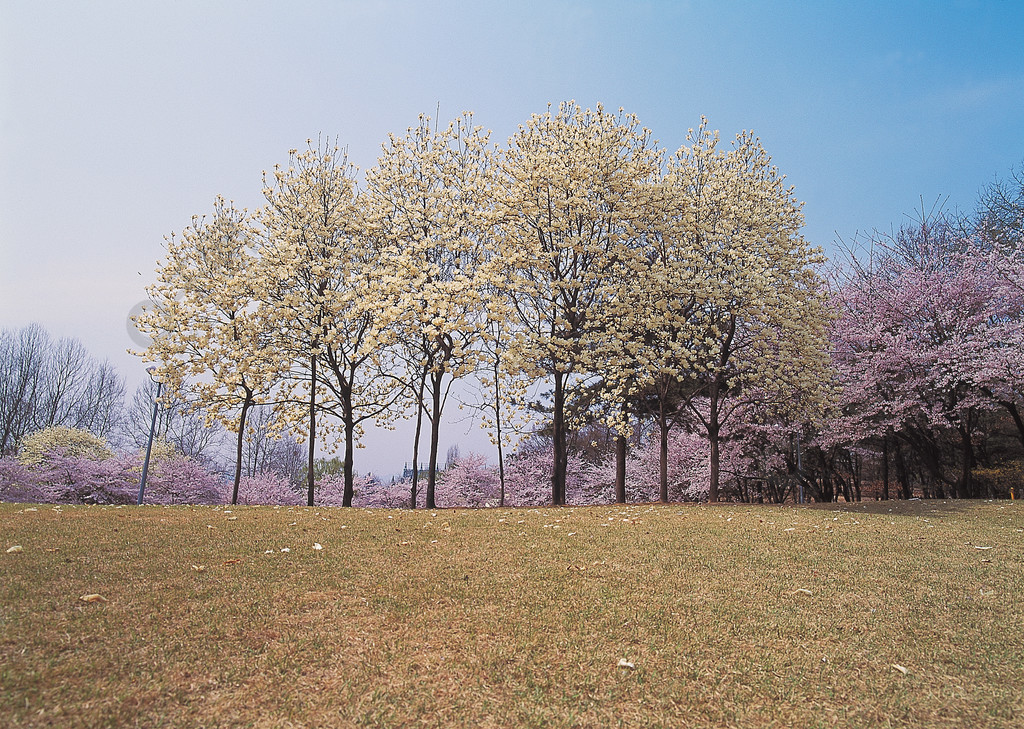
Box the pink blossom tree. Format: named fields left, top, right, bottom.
left=435, top=452, right=500, bottom=507
left=235, top=472, right=304, bottom=506
left=826, top=216, right=1023, bottom=498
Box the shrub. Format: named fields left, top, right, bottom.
left=26, top=450, right=138, bottom=505
left=144, top=453, right=225, bottom=505
left=0, top=457, right=48, bottom=503
left=17, top=427, right=113, bottom=466
left=236, top=472, right=303, bottom=506
left=4, top=446, right=229, bottom=506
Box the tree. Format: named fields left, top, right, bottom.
left=239, top=405, right=306, bottom=485
left=493, top=102, right=663, bottom=505
left=0, top=324, right=123, bottom=455
left=437, top=451, right=499, bottom=506
left=259, top=140, right=398, bottom=506
left=0, top=324, right=47, bottom=455
left=365, top=113, right=494, bottom=508
left=592, top=162, right=707, bottom=503
left=123, top=379, right=221, bottom=465
left=138, top=197, right=281, bottom=503
left=470, top=309, right=529, bottom=507
left=17, top=426, right=113, bottom=465
left=827, top=216, right=1021, bottom=498
left=666, top=122, right=831, bottom=502
left=975, top=162, right=1024, bottom=251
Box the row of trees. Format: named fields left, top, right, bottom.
left=817, top=201, right=1024, bottom=501
left=0, top=324, right=123, bottom=455
left=137, top=104, right=831, bottom=507
left=0, top=322, right=310, bottom=481
left=5, top=107, right=1018, bottom=508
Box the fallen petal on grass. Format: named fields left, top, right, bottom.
left=6, top=545, right=24, bottom=554
left=617, top=659, right=636, bottom=669
left=191, top=564, right=205, bottom=572
left=892, top=664, right=908, bottom=675
left=313, top=543, right=323, bottom=551
left=80, top=594, right=107, bottom=603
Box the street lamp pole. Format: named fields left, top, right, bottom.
left=136, top=367, right=162, bottom=505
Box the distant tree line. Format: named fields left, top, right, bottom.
left=2, top=104, right=1021, bottom=508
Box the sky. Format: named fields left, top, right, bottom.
left=2, top=0, right=1023, bottom=476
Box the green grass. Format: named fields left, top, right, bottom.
left=1, top=499, right=1022, bottom=728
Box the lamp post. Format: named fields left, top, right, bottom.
left=136, top=367, right=162, bottom=505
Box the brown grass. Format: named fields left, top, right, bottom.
left=1, top=499, right=1022, bottom=728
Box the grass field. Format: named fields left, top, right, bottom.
left=1, top=499, right=1022, bottom=728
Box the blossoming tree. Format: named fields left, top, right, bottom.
left=258, top=141, right=400, bottom=506
left=138, top=197, right=282, bottom=503
left=493, top=102, right=663, bottom=505
left=365, top=113, right=494, bottom=508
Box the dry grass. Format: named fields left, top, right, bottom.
left=1, top=499, right=1022, bottom=728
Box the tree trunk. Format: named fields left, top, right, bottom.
left=881, top=435, right=890, bottom=501
left=658, top=403, right=669, bottom=503
left=1002, top=401, right=1024, bottom=452
left=425, top=372, right=443, bottom=510
left=959, top=426, right=974, bottom=499
left=853, top=453, right=862, bottom=502
left=496, top=390, right=506, bottom=509
left=231, top=389, right=253, bottom=505
left=614, top=431, right=627, bottom=504
left=552, top=370, right=567, bottom=506
left=410, top=366, right=426, bottom=509
left=307, top=354, right=317, bottom=507
left=895, top=439, right=912, bottom=500
left=343, top=409, right=355, bottom=507
left=707, top=378, right=722, bottom=503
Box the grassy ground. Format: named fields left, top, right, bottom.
left=1, top=499, right=1021, bottom=728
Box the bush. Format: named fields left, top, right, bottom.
left=236, top=473, right=303, bottom=506
left=974, top=464, right=1024, bottom=499
left=144, top=453, right=225, bottom=505
left=25, top=451, right=138, bottom=504
left=0, top=457, right=49, bottom=503
left=17, top=427, right=113, bottom=466
left=3, top=446, right=228, bottom=506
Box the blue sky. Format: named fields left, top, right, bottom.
left=1, top=0, right=1022, bottom=473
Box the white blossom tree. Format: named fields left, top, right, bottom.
left=365, top=113, right=494, bottom=508
left=669, top=122, right=832, bottom=502
left=138, top=197, right=280, bottom=503
left=258, top=141, right=399, bottom=506
left=493, top=102, right=663, bottom=505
